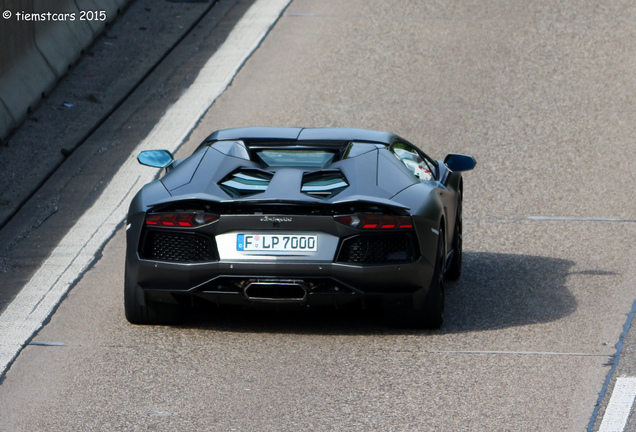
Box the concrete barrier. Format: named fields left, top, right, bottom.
left=34, top=1, right=94, bottom=78
left=0, top=0, right=129, bottom=142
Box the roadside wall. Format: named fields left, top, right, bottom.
left=0, top=0, right=129, bottom=142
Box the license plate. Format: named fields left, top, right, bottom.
left=237, top=234, right=318, bottom=252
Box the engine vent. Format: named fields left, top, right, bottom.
left=219, top=169, right=273, bottom=198
left=141, top=230, right=217, bottom=263
left=336, top=233, right=416, bottom=265
left=301, top=170, right=348, bottom=199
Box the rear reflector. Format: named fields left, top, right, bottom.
left=145, top=212, right=219, bottom=227
left=335, top=215, right=413, bottom=230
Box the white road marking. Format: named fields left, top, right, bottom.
left=424, top=350, right=609, bottom=357
left=527, top=216, right=636, bottom=222
left=0, top=0, right=291, bottom=377
left=599, top=378, right=636, bottom=432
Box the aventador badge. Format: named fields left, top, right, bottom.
left=260, top=216, right=292, bottom=223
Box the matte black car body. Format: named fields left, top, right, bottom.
left=125, top=127, right=475, bottom=328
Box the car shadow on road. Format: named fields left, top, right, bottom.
left=181, top=251, right=578, bottom=335
left=442, top=251, right=577, bottom=333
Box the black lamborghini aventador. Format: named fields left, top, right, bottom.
left=124, top=127, right=475, bottom=328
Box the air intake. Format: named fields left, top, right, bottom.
left=141, top=231, right=216, bottom=263
left=336, top=233, right=416, bottom=265
left=301, top=170, right=348, bottom=199
left=219, top=169, right=273, bottom=198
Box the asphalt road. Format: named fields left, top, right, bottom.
left=1, top=0, right=636, bottom=430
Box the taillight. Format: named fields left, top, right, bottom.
left=145, top=212, right=219, bottom=227
left=335, top=215, right=414, bottom=230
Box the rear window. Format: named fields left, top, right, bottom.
left=255, top=149, right=337, bottom=168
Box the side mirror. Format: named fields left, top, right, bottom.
left=137, top=150, right=174, bottom=168
left=444, top=154, right=476, bottom=172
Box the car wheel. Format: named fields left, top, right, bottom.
left=124, top=281, right=146, bottom=324
left=421, top=228, right=445, bottom=328
left=124, top=279, right=183, bottom=325
left=385, top=228, right=445, bottom=329
left=445, top=191, right=462, bottom=281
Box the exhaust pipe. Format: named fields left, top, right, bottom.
left=243, top=279, right=308, bottom=303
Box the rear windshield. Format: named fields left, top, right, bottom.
left=255, top=149, right=337, bottom=168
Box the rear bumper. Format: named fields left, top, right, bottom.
left=127, top=257, right=434, bottom=309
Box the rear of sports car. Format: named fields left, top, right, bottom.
left=124, top=127, right=456, bottom=328
left=125, top=199, right=437, bottom=319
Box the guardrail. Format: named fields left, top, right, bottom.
left=0, top=0, right=129, bottom=142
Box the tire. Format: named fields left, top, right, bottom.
left=124, top=280, right=147, bottom=324
left=124, top=279, right=183, bottom=325
left=385, top=228, right=445, bottom=329
left=445, top=191, right=462, bottom=281
left=420, top=229, right=446, bottom=328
